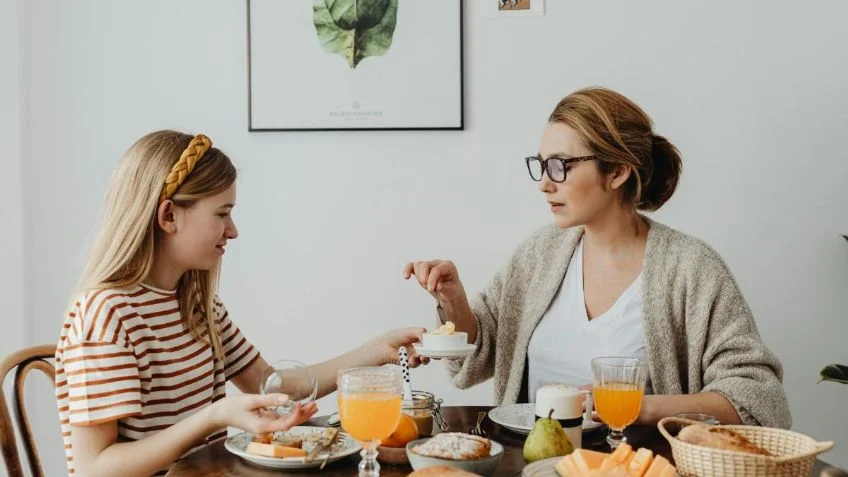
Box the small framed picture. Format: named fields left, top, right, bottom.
left=488, top=0, right=545, bottom=17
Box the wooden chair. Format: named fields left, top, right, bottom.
left=0, top=344, right=56, bottom=477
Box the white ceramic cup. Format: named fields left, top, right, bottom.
left=534, top=384, right=594, bottom=449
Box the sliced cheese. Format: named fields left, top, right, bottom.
left=245, top=442, right=308, bottom=458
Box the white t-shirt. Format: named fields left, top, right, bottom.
left=528, top=239, right=647, bottom=400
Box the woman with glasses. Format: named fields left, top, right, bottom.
left=404, top=87, right=790, bottom=429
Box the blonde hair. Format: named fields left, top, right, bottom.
left=76, top=130, right=237, bottom=360
left=548, top=87, right=683, bottom=211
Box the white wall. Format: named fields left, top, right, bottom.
left=12, top=0, right=848, bottom=473
left=0, top=0, right=24, bottom=360
left=1, top=2, right=28, bottom=476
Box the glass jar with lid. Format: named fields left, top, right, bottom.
left=402, top=390, right=447, bottom=436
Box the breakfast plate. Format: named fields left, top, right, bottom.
left=412, top=342, right=475, bottom=359
left=224, top=426, right=361, bottom=469
left=488, top=403, right=604, bottom=435
left=521, top=456, right=564, bottom=476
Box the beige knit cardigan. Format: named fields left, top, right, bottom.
left=446, top=218, right=791, bottom=429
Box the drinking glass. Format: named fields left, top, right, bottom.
left=337, top=366, right=403, bottom=477
left=260, top=359, right=318, bottom=416
left=591, top=356, right=648, bottom=449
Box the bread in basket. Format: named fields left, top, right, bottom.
left=658, top=417, right=833, bottom=477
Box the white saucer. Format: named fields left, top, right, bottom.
left=488, top=403, right=604, bottom=435
left=412, top=342, right=475, bottom=359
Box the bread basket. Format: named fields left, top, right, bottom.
left=658, top=417, right=833, bottom=477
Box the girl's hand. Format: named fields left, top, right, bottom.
left=211, top=393, right=318, bottom=434
left=368, top=327, right=431, bottom=367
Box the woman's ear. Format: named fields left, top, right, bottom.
left=156, top=200, right=178, bottom=234
left=608, top=164, right=633, bottom=190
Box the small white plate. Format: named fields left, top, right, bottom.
left=412, top=342, right=475, bottom=359
left=488, top=403, right=604, bottom=435
left=522, top=456, right=563, bottom=476
left=224, top=426, right=361, bottom=469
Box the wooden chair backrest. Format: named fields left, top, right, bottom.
left=0, top=344, right=56, bottom=477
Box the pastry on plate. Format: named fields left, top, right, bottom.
left=411, top=432, right=491, bottom=460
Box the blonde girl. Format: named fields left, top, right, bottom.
left=55, top=130, right=426, bottom=476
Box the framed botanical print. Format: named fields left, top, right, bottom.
left=248, top=0, right=464, bottom=131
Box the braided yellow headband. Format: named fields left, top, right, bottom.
left=159, top=134, right=213, bottom=203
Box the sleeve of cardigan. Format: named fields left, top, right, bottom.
left=698, top=257, right=792, bottom=429
left=442, top=224, right=554, bottom=389
left=443, top=262, right=505, bottom=389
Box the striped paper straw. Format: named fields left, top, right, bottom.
left=399, top=346, right=412, bottom=402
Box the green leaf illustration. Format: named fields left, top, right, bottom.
left=313, top=0, right=398, bottom=68
left=818, top=364, right=848, bottom=384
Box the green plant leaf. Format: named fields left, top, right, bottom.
left=326, top=0, right=389, bottom=30
left=313, top=0, right=398, bottom=68
left=818, top=364, right=848, bottom=384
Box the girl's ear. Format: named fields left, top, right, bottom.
left=608, top=164, right=633, bottom=190
left=156, top=200, right=177, bottom=234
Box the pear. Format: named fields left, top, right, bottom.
left=523, top=409, right=574, bottom=463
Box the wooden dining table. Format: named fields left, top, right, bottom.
left=166, top=405, right=835, bottom=477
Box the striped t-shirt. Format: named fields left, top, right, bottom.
left=55, top=284, right=260, bottom=475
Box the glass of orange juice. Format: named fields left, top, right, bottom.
left=591, top=356, right=648, bottom=449
left=337, top=366, right=403, bottom=477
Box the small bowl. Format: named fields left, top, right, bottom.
left=405, top=437, right=503, bottom=476
left=376, top=445, right=409, bottom=465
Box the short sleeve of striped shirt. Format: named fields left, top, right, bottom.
left=214, top=297, right=260, bottom=380
left=64, top=342, right=142, bottom=425
left=61, top=296, right=143, bottom=426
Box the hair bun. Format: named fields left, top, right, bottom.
left=639, top=133, right=682, bottom=211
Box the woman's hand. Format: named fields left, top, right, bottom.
left=211, top=393, right=318, bottom=434
left=577, top=384, right=601, bottom=422
left=403, top=260, right=468, bottom=306
left=403, top=259, right=479, bottom=343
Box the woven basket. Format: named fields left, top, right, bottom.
left=658, top=417, right=833, bottom=477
